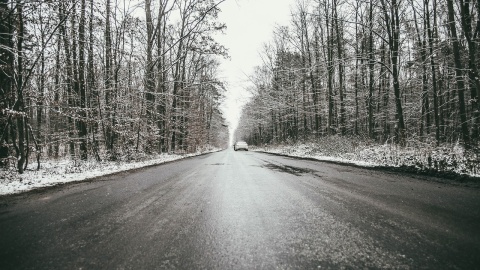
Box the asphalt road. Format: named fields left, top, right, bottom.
left=1, top=150, right=479, bottom=269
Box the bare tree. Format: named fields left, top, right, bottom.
left=446, top=0, right=470, bottom=146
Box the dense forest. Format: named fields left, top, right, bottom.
left=0, top=0, right=229, bottom=173
left=236, top=0, right=480, bottom=154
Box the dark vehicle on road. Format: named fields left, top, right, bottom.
left=234, top=141, right=248, bottom=151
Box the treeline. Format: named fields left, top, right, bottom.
left=236, top=0, right=480, bottom=151
left=0, top=0, right=229, bottom=173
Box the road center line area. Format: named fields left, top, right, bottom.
left=1, top=150, right=479, bottom=269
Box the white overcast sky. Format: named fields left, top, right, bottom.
left=215, top=0, right=296, bottom=139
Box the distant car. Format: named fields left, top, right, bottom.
left=234, top=141, right=248, bottom=151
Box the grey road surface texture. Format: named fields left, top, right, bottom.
left=1, top=150, right=479, bottom=269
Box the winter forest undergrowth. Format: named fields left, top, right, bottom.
left=0, top=147, right=220, bottom=196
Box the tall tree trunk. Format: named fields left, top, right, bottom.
left=59, top=2, right=75, bottom=157
left=37, top=5, right=45, bottom=147
left=157, top=0, right=168, bottom=153
left=171, top=15, right=187, bottom=152
left=411, top=0, right=431, bottom=139
left=459, top=0, right=480, bottom=143
left=78, top=0, right=88, bottom=160
left=53, top=27, right=61, bottom=158
left=0, top=0, right=14, bottom=160
left=381, top=0, right=406, bottom=145
left=87, top=0, right=100, bottom=161
left=446, top=0, right=470, bottom=147
left=425, top=0, right=440, bottom=145
left=15, top=0, right=26, bottom=173
left=104, top=0, right=114, bottom=156
left=333, top=0, right=346, bottom=135
left=71, top=1, right=80, bottom=157
left=299, top=7, right=318, bottom=138
left=368, top=1, right=375, bottom=139
left=145, top=0, right=155, bottom=148
left=353, top=2, right=361, bottom=136
left=325, top=0, right=335, bottom=135
left=313, top=25, right=322, bottom=136
left=380, top=42, right=391, bottom=141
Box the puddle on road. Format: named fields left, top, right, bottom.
left=264, top=163, right=315, bottom=176
left=208, top=163, right=229, bottom=166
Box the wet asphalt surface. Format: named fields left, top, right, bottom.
left=1, top=150, right=479, bottom=269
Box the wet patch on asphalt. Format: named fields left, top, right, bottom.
left=264, top=163, right=316, bottom=176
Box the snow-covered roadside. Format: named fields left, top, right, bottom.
left=256, top=144, right=377, bottom=168
left=0, top=149, right=221, bottom=196
left=253, top=137, right=480, bottom=180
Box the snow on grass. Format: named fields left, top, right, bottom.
left=255, top=136, right=480, bottom=179
left=0, top=148, right=220, bottom=196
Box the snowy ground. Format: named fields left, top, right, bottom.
left=253, top=136, right=480, bottom=180
left=0, top=149, right=221, bottom=196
